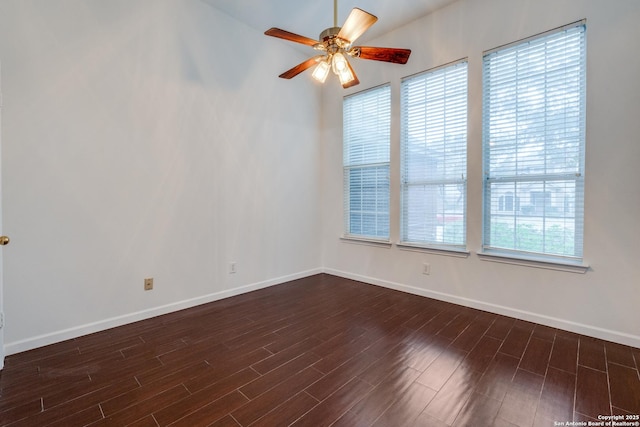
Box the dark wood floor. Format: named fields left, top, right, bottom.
left=1, top=274, right=639, bottom=426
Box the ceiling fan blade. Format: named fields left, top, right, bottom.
left=355, top=46, right=411, bottom=64
left=264, top=28, right=318, bottom=47
left=342, top=60, right=360, bottom=89
left=337, top=8, right=377, bottom=43
left=278, top=56, right=323, bottom=79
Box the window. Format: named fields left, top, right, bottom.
left=343, top=84, right=391, bottom=239
left=401, top=61, right=468, bottom=249
left=482, top=22, right=586, bottom=262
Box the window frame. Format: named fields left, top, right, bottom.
left=342, top=83, right=392, bottom=242
left=480, top=21, right=588, bottom=272
left=399, top=59, right=469, bottom=253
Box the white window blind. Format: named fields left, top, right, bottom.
left=482, top=22, right=586, bottom=261
left=343, top=85, right=391, bottom=239
left=401, top=61, right=468, bottom=248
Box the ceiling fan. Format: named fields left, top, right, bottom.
left=264, top=0, right=411, bottom=88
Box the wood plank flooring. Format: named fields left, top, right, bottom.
left=1, top=274, right=639, bottom=426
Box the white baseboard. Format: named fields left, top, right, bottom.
left=324, top=268, right=640, bottom=349
left=6, top=266, right=638, bottom=356
left=4, top=268, right=323, bottom=356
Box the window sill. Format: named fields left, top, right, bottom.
left=397, top=242, right=470, bottom=258
left=340, top=235, right=393, bottom=248
left=477, top=250, right=590, bottom=274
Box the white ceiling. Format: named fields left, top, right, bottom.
left=203, top=0, right=457, bottom=46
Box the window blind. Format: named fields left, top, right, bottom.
left=482, top=22, right=586, bottom=260
left=343, top=85, right=391, bottom=239
left=401, top=61, right=468, bottom=248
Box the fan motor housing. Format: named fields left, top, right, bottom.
left=319, top=27, right=341, bottom=42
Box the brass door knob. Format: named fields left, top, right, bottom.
left=0, top=236, right=10, bottom=246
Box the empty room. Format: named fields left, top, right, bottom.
left=0, top=0, right=639, bottom=425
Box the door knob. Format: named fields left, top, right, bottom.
left=0, top=236, right=10, bottom=246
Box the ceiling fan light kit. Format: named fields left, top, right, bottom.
left=312, top=59, right=331, bottom=83
left=264, top=1, right=411, bottom=88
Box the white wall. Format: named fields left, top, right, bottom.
left=321, top=0, right=640, bottom=347
left=0, top=0, right=322, bottom=353
left=1, top=0, right=639, bottom=355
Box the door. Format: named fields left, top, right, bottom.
left=0, top=60, right=5, bottom=369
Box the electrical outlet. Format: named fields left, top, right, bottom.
left=229, top=262, right=237, bottom=274
left=422, top=263, right=431, bottom=275
left=144, top=278, right=153, bottom=291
